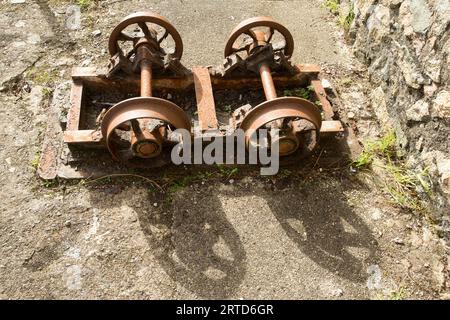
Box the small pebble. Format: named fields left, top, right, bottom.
left=347, top=111, right=355, bottom=119
left=64, top=220, right=71, bottom=228
left=321, top=78, right=332, bottom=90
left=371, top=208, right=383, bottom=220
left=22, top=83, right=31, bottom=93
left=81, top=59, right=92, bottom=67
left=331, top=288, right=344, bottom=297
left=92, top=30, right=102, bottom=37
left=153, top=203, right=158, bottom=207
left=393, top=237, right=405, bottom=245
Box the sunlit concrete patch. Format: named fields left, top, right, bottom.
left=366, top=265, right=383, bottom=290
left=84, top=211, right=100, bottom=240
left=216, top=192, right=372, bottom=299
left=0, top=3, right=53, bottom=86
left=64, top=247, right=81, bottom=260
left=64, top=265, right=82, bottom=290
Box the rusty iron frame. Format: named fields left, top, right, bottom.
left=63, top=64, right=342, bottom=146
left=37, top=12, right=347, bottom=180
left=38, top=63, right=343, bottom=179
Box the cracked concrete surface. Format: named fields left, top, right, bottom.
left=0, top=0, right=448, bottom=299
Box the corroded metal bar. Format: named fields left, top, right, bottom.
left=140, top=60, right=152, bottom=97
left=193, top=67, right=219, bottom=131
left=71, top=64, right=320, bottom=91
left=259, top=63, right=277, bottom=101
left=67, top=79, right=83, bottom=130
left=311, top=79, right=334, bottom=120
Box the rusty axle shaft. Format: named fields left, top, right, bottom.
left=140, top=60, right=153, bottom=97
left=259, top=62, right=277, bottom=101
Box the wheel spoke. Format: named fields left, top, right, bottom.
left=266, top=27, right=274, bottom=43
left=158, top=29, right=169, bottom=44
left=126, top=48, right=136, bottom=59
left=231, top=45, right=248, bottom=53
left=244, top=29, right=258, bottom=42
left=130, top=119, right=142, bottom=135
left=138, top=22, right=152, bottom=39
left=118, top=32, right=135, bottom=42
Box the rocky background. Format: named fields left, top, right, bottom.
left=338, top=0, right=449, bottom=235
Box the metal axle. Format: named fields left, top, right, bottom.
left=130, top=44, right=164, bottom=159
left=252, top=31, right=299, bottom=156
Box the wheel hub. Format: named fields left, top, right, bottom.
left=101, top=97, right=191, bottom=167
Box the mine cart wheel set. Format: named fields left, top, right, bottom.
left=39, top=12, right=345, bottom=178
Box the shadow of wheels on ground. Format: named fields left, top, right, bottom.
left=135, top=191, right=247, bottom=299
left=266, top=179, right=379, bottom=283
left=128, top=175, right=379, bottom=298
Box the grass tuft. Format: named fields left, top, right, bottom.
left=31, top=154, right=40, bottom=171
left=26, top=67, right=58, bottom=87
left=217, top=164, right=238, bottom=179
left=322, top=0, right=355, bottom=33
left=352, top=131, right=432, bottom=212
left=338, top=4, right=355, bottom=32
left=353, top=131, right=397, bottom=169
left=388, top=287, right=408, bottom=300
left=323, top=0, right=341, bottom=15
left=77, top=0, right=95, bottom=10
left=283, top=87, right=313, bottom=100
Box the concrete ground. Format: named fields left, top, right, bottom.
left=0, top=0, right=448, bottom=299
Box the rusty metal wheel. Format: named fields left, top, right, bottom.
left=239, top=97, right=322, bottom=157
left=101, top=97, right=191, bottom=167
left=224, top=16, right=294, bottom=58
left=109, top=11, right=183, bottom=60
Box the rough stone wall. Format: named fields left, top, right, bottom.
left=343, top=0, right=449, bottom=229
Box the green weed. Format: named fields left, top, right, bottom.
left=223, top=105, right=232, bottom=113
left=323, top=0, right=341, bottom=15
left=31, top=154, right=40, bottom=171
left=388, top=287, right=408, bottom=300
left=353, top=131, right=396, bottom=169
left=77, top=0, right=95, bottom=10
left=353, top=131, right=432, bottom=212
left=279, top=169, right=292, bottom=178
left=26, top=67, right=58, bottom=87
left=284, top=87, right=312, bottom=100
left=217, top=164, right=238, bottom=179
left=339, top=5, right=355, bottom=32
